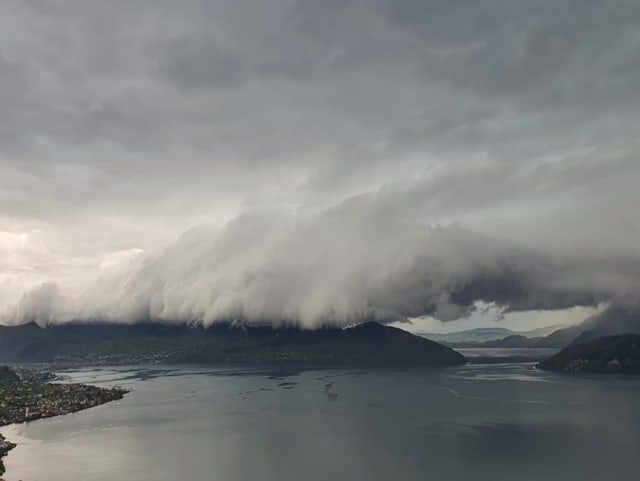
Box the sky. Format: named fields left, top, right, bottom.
left=1, top=0, right=639, bottom=330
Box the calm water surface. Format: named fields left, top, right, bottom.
left=2, top=363, right=640, bottom=481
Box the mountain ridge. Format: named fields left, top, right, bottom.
left=0, top=321, right=466, bottom=368
left=427, top=308, right=640, bottom=349
left=418, top=324, right=566, bottom=346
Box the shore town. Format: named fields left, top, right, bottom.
left=0, top=366, right=127, bottom=479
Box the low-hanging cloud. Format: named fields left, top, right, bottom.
left=6, top=188, right=640, bottom=328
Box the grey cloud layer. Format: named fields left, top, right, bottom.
left=1, top=0, right=639, bottom=325
left=8, top=188, right=640, bottom=327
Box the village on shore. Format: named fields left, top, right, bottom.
left=0, top=365, right=127, bottom=479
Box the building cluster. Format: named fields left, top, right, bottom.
left=52, top=351, right=178, bottom=366
left=0, top=377, right=127, bottom=425
left=0, top=365, right=128, bottom=479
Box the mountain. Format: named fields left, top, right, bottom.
left=418, top=328, right=514, bottom=345
left=518, top=324, right=569, bottom=338
left=420, top=325, right=566, bottom=348
left=537, top=334, right=640, bottom=374
left=537, top=308, right=640, bottom=348
left=476, top=334, right=542, bottom=348
left=447, top=308, right=640, bottom=350
left=0, top=321, right=466, bottom=368
left=569, top=309, right=640, bottom=345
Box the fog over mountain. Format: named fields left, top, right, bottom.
left=1, top=1, right=639, bottom=327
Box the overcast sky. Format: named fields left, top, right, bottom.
left=1, top=0, right=639, bottom=329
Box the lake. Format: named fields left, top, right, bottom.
left=2, top=362, right=640, bottom=481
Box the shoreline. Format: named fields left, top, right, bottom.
left=0, top=435, right=16, bottom=480
left=0, top=367, right=128, bottom=480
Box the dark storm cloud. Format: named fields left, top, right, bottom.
left=155, top=36, right=248, bottom=91
left=1, top=0, right=639, bottom=325
left=381, top=0, right=640, bottom=94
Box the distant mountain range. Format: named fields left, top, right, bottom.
left=417, top=325, right=565, bottom=346
left=0, top=321, right=466, bottom=368
left=421, top=308, right=640, bottom=349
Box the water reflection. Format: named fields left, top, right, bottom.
left=2, top=364, right=639, bottom=481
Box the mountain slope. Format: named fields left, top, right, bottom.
left=537, top=334, right=640, bottom=374
left=538, top=308, right=640, bottom=348
left=420, top=325, right=567, bottom=348
left=419, top=328, right=514, bottom=345
left=0, top=321, right=466, bottom=367
left=462, top=308, right=640, bottom=349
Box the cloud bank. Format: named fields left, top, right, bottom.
left=7, top=184, right=640, bottom=327
left=1, top=1, right=640, bottom=327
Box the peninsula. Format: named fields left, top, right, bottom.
left=0, top=365, right=127, bottom=478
